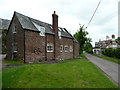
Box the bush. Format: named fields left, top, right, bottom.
left=103, top=48, right=120, bottom=59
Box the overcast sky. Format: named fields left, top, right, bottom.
left=0, top=0, right=119, bottom=46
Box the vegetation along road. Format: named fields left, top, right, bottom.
left=2, top=56, right=117, bottom=88
left=85, top=53, right=119, bottom=86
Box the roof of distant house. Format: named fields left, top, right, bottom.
left=95, top=39, right=120, bottom=48
left=14, top=11, right=74, bottom=39
left=0, top=18, right=10, bottom=30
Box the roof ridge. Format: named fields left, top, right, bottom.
left=14, top=11, right=74, bottom=39
left=14, top=11, right=52, bottom=26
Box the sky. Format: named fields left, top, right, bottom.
left=0, top=0, right=119, bottom=46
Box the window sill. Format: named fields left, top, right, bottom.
left=13, top=32, right=16, bottom=34
left=47, top=51, right=53, bottom=53
left=13, top=51, right=17, bottom=53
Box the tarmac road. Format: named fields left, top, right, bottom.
left=85, top=53, right=120, bottom=86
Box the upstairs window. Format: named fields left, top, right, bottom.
left=47, top=44, right=54, bottom=52
left=50, top=25, right=53, bottom=29
left=58, top=28, right=62, bottom=39
left=13, top=26, right=16, bottom=34
left=58, top=31, right=61, bottom=39
left=32, top=21, right=45, bottom=36
left=64, top=45, right=69, bottom=52
left=40, top=27, right=45, bottom=36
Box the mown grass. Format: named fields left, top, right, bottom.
left=93, top=54, right=120, bottom=64
left=3, top=59, right=24, bottom=65
left=2, top=57, right=117, bottom=88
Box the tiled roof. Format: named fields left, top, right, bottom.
left=116, top=40, right=120, bottom=45
left=0, top=18, right=10, bottom=30
left=95, top=39, right=120, bottom=49
left=15, top=12, right=73, bottom=39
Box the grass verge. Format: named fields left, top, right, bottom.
left=93, top=54, right=120, bottom=64
left=2, top=57, right=117, bottom=88
left=3, top=59, right=24, bottom=65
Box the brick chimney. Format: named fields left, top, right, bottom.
left=52, top=11, right=60, bottom=60
left=52, top=11, right=58, bottom=35
left=111, top=34, right=115, bottom=41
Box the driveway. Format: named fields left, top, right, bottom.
left=85, top=53, right=119, bottom=86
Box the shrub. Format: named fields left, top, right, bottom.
left=103, top=48, right=120, bottom=59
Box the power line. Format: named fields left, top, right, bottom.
left=86, top=0, right=101, bottom=29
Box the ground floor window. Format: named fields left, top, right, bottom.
left=47, top=44, right=54, bottom=52
left=60, top=45, right=63, bottom=52
left=13, top=42, right=17, bottom=53
left=64, top=45, right=69, bottom=52
left=69, top=46, right=73, bottom=52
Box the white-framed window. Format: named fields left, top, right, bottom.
left=13, top=42, right=17, bottom=53
left=69, top=46, right=73, bottom=52
left=64, top=45, right=69, bottom=52
left=60, top=45, right=63, bottom=52
left=50, top=25, right=53, bottom=29
left=32, top=21, right=45, bottom=36
left=47, top=44, right=54, bottom=52
left=58, top=28, right=62, bottom=39
left=58, top=31, right=61, bottom=39
left=13, top=26, right=16, bottom=34
left=40, top=27, right=45, bottom=36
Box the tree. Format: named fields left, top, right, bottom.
left=117, top=37, right=120, bottom=40
left=74, top=25, right=91, bottom=54
left=84, top=41, right=93, bottom=54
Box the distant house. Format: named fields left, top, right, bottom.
left=93, top=35, right=120, bottom=55
left=0, top=18, right=10, bottom=53
left=6, top=11, right=80, bottom=63
left=0, top=18, right=10, bottom=30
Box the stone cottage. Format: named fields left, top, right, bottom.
left=6, top=11, right=80, bottom=63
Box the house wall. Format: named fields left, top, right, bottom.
left=25, top=30, right=45, bottom=63
left=6, top=24, right=13, bottom=59
left=46, top=34, right=54, bottom=60
left=73, top=42, right=80, bottom=58
left=6, top=15, right=25, bottom=62
left=60, top=37, right=74, bottom=59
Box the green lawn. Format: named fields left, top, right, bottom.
left=2, top=57, right=117, bottom=88
left=3, top=59, right=24, bottom=65
left=93, top=54, right=120, bottom=64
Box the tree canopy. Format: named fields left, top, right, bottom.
left=74, top=25, right=92, bottom=54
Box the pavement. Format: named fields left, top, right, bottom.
left=85, top=53, right=120, bottom=86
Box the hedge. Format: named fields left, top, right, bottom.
left=103, top=48, right=120, bottom=59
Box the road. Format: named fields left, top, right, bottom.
left=85, top=53, right=119, bottom=86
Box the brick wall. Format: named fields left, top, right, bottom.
left=46, top=34, right=54, bottom=60
left=60, top=37, right=73, bottom=60
left=73, top=42, right=80, bottom=58
left=25, top=30, right=45, bottom=63
left=7, top=15, right=25, bottom=62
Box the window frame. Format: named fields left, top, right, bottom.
left=64, top=45, right=69, bottom=52
left=47, top=44, right=54, bottom=52
left=40, top=27, right=45, bottom=36
left=69, top=46, right=73, bottom=52
left=60, top=45, right=63, bottom=52
left=13, top=25, right=16, bottom=34
left=12, top=42, right=17, bottom=53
